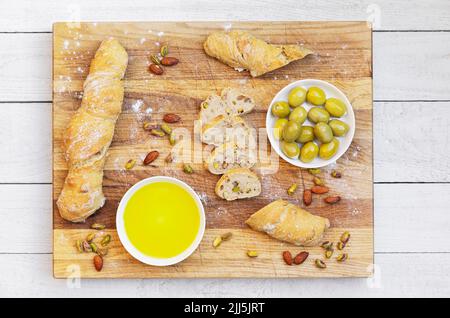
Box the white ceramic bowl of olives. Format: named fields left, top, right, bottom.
left=266, top=79, right=355, bottom=168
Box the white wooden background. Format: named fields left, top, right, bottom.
left=0, top=0, right=449, bottom=297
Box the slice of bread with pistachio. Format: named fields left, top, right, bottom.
left=201, top=115, right=256, bottom=147
left=215, top=168, right=261, bottom=201
left=199, top=88, right=255, bottom=125
left=205, top=142, right=257, bottom=174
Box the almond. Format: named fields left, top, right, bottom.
left=163, top=113, right=181, bottom=123
left=324, top=196, right=341, bottom=204
left=143, top=151, right=159, bottom=165
left=293, top=251, right=309, bottom=265
left=149, top=63, right=163, bottom=75
left=303, top=189, right=312, bottom=206
left=160, top=56, right=179, bottom=66
left=311, top=185, right=329, bottom=194
left=282, top=251, right=293, bottom=265
left=93, top=255, right=103, bottom=272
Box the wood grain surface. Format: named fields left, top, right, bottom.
left=53, top=21, right=373, bottom=278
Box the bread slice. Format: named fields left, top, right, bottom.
left=199, top=88, right=255, bottom=125
left=205, top=142, right=257, bottom=174
left=201, top=115, right=256, bottom=147
left=215, top=168, right=261, bottom=201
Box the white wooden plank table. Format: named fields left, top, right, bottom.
left=0, top=0, right=449, bottom=297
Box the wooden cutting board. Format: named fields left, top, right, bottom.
left=53, top=22, right=373, bottom=278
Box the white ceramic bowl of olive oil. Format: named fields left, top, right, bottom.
left=266, top=79, right=356, bottom=168
left=116, top=176, right=205, bottom=266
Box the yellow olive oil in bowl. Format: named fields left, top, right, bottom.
left=116, top=176, right=205, bottom=266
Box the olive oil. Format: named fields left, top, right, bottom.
left=123, top=181, right=200, bottom=259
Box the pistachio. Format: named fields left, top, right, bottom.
left=165, top=153, right=174, bottom=163
left=125, top=159, right=136, bottom=170
left=75, top=240, right=83, bottom=253
left=331, top=170, right=342, bottom=178
left=160, top=123, right=172, bottom=135
left=86, top=233, right=95, bottom=243
left=150, top=128, right=166, bottom=137
left=320, top=241, right=333, bottom=250
left=143, top=121, right=155, bottom=130
left=90, top=242, right=98, bottom=253
left=232, top=185, right=240, bottom=193
left=91, top=223, right=106, bottom=230
left=315, top=259, right=327, bottom=269
left=169, top=132, right=176, bottom=146
left=325, top=249, right=334, bottom=259
left=287, top=184, right=297, bottom=196
left=247, top=250, right=258, bottom=258
left=82, top=240, right=92, bottom=253
left=213, top=236, right=222, bottom=248
left=313, top=177, right=324, bottom=186
left=97, top=247, right=109, bottom=257
left=183, top=164, right=193, bottom=174
left=336, top=253, right=348, bottom=262
left=308, top=168, right=321, bottom=175
left=340, top=231, right=351, bottom=244
left=100, top=234, right=111, bottom=247
left=213, top=162, right=220, bottom=169
left=150, top=54, right=161, bottom=65
left=201, top=101, right=208, bottom=109
left=337, top=241, right=346, bottom=250
left=160, top=45, right=169, bottom=57
left=221, top=232, right=233, bottom=241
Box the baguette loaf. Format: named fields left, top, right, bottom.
left=56, top=39, right=128, bottom=222
left=215, top=168, right=261, bottom=201
left=204, top=30, right=313, bottom=77
left=246, top=199, right=330, bottom=246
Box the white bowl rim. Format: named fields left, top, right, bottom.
left=116, top=176, right=206, bottom=266
left=265, top=79, right=356, bottom=168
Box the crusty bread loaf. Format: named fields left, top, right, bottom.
left=205, top=142, right=256, bottom=174
left=56, top=38, right=128, bottom=222
left=215, top=168, right=261, bottom=201
left=199, top=88, right=255, bottom=125
left=246, top=199, right=330, bottom=246
left=203, top=30, right=313, bottom=77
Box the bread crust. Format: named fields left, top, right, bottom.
left=203, top=30, right=313, bottom=77
left=246, top=199, right=330, bottom=246
left=56, top=39, right=128, bottom=222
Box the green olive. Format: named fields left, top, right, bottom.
left=306, top=87, right=326, bottom=105
left=314, top=122, right=334, bottom=143
left=288, top=87, right=307, bottom=107
left=271, top=101, right=290, bottom=118
left=325, top=98, right=347, bottom=117
left=282, top=120, right=302, bottom=142
left=308, top=107, right=330, bottom=123
left=288, top=106, right=307, bottom=125
left=300, top=142, right=319, bottom=163
left=281, top=141, right=300, bottom=158
left=296, top=126, right=314, bottom=143
left=329, top=119, right=350, bottom=137
left=319, top=138, right=340, bottom=160
left=273, top=118, right=288, bottom=140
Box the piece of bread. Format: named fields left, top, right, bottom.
left=203, top=30, right=313, bottom=77
left=215, top=168, right=261, bottom=201
left=205, top=142, right=257, bottom=174
left=201, top=114, right=256, bottom=147
left=199, top=88, right=255, bottom=125
left=56, top=38, right=128, bottom=222
left=246, top=199, right=330, bottom=246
